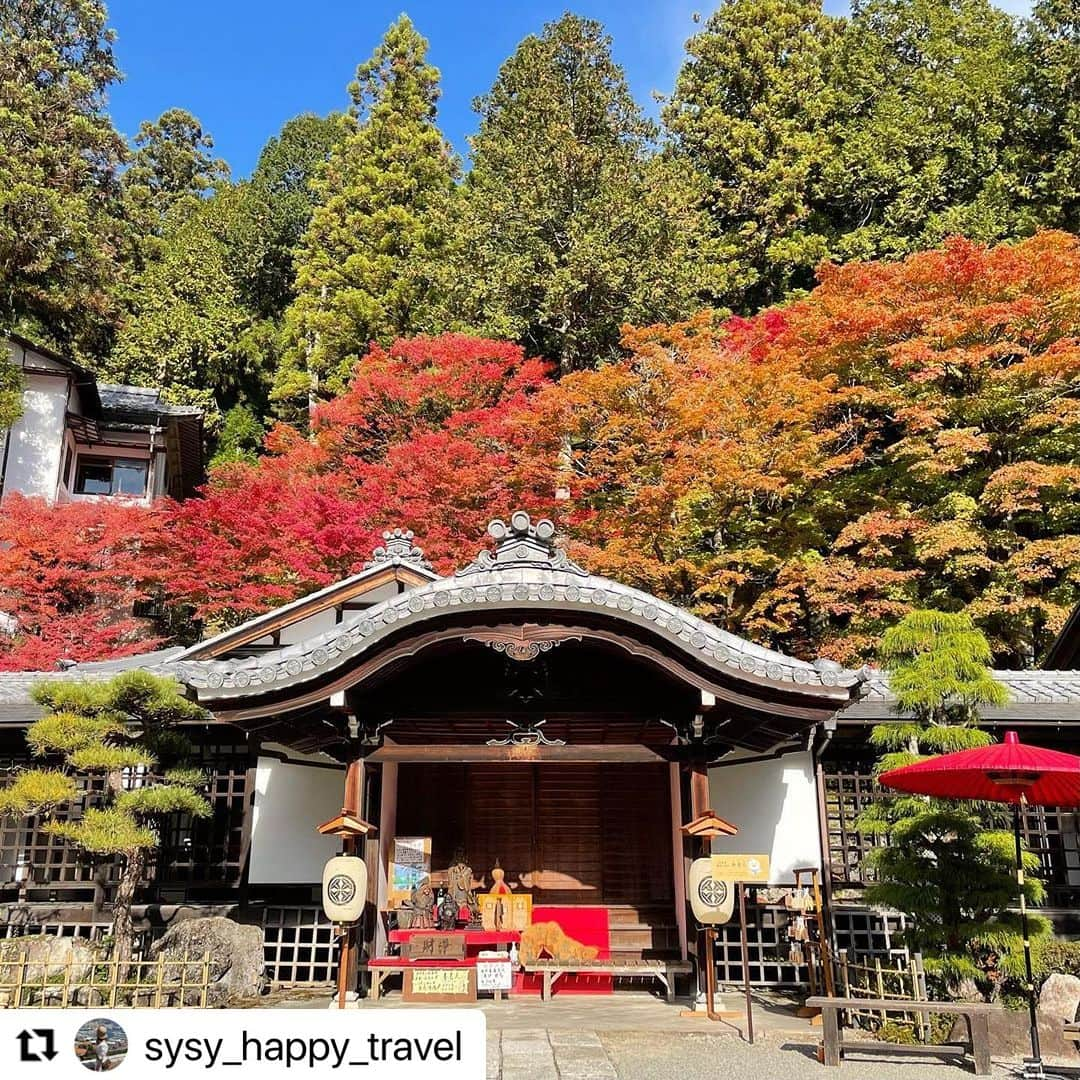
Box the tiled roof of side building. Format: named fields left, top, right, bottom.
left=97, top=384, right=203, bottom=419
left=0, top=649, right=187, bottom=723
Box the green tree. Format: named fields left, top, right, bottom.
left=0, top=673, right=210, bottom=967
left=663, top=0, right=839, bottom=309
left=208, top=403, right=266, bottom=468
left=443, top=13, right=715, bottom=372
left=0, top=355, right=22, bottom=428
left=274, top=16, right=455, bottom=415
left=859, top=611, right=1047, bottom=993
left=0, top=0, right=126, bottom=355
left=107, top=191, right=263, bottom=426
left=234, top=113, right=344, bottom=319
left=1019, top=0, right=1080, bottom=232
left=825, top=0, right=1025, bottom=261
left=123, top=108, right=229, bottom=233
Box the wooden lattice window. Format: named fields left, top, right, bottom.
left=0, top=734, right=252, bottom=902
left=824, top=759, right=1080, bottom=908
left=262, top=906, right=337, bottom=984
left=822, top=765, right=885, bottom=887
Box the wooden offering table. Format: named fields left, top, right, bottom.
left=365, top=929, right=520, bottom=1001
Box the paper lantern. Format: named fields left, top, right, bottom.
left=688, top=857, right=735, bottom=924
left=322, top=855, right=368, bottom=923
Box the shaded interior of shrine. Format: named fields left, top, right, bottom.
left=349, top=639, right=697, bottom=963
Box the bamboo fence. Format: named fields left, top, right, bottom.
left=0, top=945, right=214, bottom=1008
left=834, top=948, right=931, bottom=1040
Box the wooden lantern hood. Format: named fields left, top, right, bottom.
left=681, top=811, right=739, bottom=839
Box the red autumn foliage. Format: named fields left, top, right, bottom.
left=0, top=495, right=167, bottom=671
left=164, top=335, right=561, bottom=630
left=3, top=234, right=1079, bottom=669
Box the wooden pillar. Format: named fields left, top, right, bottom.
left=690, top=755, right=711, bottom=998
left=691, top=759, right=710, bottom=819
left=361, top=762, right=381, bottom=965
left=334, top=757, right=366, bottom=1007
left=375, top=762, right=398, bottom=959
left=670, top=762, right=689, bottom=963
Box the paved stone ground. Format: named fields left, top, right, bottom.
left=272, top=988, right=1055, bottom=1078
left=488, top=1029, right=1028, bottom=1080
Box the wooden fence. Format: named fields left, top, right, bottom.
left=0, top=946, right=214, bottom=1008
left=835, top=949, right=930, bottom=1040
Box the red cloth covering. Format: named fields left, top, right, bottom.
left=515, top=906, right=612, bottom=995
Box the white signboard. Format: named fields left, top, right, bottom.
left=476, top=952, right=513, bottom=992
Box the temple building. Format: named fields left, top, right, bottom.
left=0, top=513, right=1078, bottom=991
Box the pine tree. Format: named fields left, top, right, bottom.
left=859, top=611, right=1048, bottom=994
left=1019, top=0, right=1080, bottom=232
left=443, top=13, right=715, bottom=372
left=663, top=0, right=839, bottom=309
left=274, top=16, right=456, bottom=416
left=0, top=673, right=211, bottom=967
left=0, top=0, right=126, bottom=355
left=122, top=108, right=229, bottom=235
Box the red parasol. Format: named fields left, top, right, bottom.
left=879, top=731, right=1080, bottom=806
left=880, top=731, right=1080, bottom=1078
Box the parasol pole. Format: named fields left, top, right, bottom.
left=1013, top=795, right=1042, bottom=1072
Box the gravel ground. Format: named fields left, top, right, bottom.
left=488, top=1028, right=1029, bottom=1080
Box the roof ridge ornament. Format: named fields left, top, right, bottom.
left=456, top=510, right=588, bottom=577
left=365, top=528, right=433, bottom=570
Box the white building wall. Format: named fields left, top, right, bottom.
left=249, top=751, right=345, bottom=884
left=1, top=370, right=67, bottom=500
left=708, top=750, right=822, bottom=883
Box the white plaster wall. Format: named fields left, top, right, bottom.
left=2, top=372, right=67, bottom=499
left=249, top=754, right=345, bottom=884
left=279, top=608, right=339, bottom=645
left=708, top=750, right=822, bottom=882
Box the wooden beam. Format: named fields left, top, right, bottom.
left=366, top=742, right=672, bottom=764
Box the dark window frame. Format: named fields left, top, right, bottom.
left=73, top=455, right=149, bottom=497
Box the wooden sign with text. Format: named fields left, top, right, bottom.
left=402, top=965, right=477, bottom=1003
left=402, top=933, right=466, bottom=961
left=710, top=853, right=771, bottom=883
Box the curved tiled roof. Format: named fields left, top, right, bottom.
left=172, top=513, right=863, bottom=705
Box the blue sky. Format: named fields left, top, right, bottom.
left=104, top=1, right=1034, bottom=180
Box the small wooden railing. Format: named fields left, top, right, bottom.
left=0, top=946, right=213, bottom=1008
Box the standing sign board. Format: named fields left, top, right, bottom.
left=389, top=836, right=431, bottom=907
left=711, top=853, right=771, bottom=883
left=476, top=951, right=513, bottom=993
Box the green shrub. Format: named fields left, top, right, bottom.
left=999, top=936, right=1080, bottom=998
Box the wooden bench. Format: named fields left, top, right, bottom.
left=805, top=996, right=999, bottom=1076
left=523, top=958, right=693, bottom=1003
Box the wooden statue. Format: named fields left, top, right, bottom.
left=446, top=847, right=480, bottom=923
left=520, top=922, right=599, bottom=965
left=438, top=891, right=459, bottom=931
left=401, top=879, right=436, bottom=929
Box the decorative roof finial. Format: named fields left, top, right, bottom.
left=365, top=528, right=432, bottom=570
left=456, top=511, right=587, bottom=576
